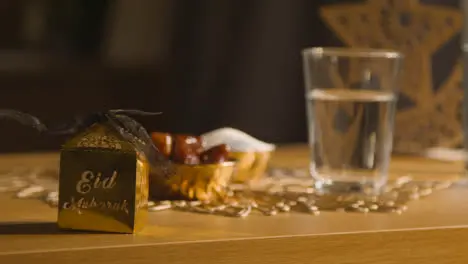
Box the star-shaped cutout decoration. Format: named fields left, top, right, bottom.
left=320, top=0, right=463, bottom=152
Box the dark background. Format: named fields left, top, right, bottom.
left=0, top=0, right=460, bottom=153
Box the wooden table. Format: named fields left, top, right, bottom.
left=1, top=145, right=468, bottom=264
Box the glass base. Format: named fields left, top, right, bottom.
left=314, top=180, right=380, bottom=195
left=451, top=168, right=468, bottom=187
left=453, top=177, right=468, bottom=187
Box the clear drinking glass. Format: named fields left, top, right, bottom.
left=302, top=47, right=403, bottom=194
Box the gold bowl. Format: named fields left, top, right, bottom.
left=229, top=151, right=272, bottom=183
left=150, top=161, right=236, bottom=202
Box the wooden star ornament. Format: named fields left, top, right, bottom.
left=320, top=0, right=463, bottom=153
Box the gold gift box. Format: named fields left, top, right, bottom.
left=58, top=123, right=149, bottom=234
left=150, top=161, right=235, bottom=202
left=229, top=151, right=272, bottom=183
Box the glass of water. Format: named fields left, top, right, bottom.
left=302, top=47, right=403, bottom=194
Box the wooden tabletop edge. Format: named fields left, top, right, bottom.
left=3, top=224, right=468, bottom=256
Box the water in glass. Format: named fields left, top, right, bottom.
left=306, top=88, right=397, bottom=193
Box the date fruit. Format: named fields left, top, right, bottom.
left=172, top=135, right=204, bottom=165
left=200, top=144, right=230, bottom=164
left=150, top=132, right=173, bottom=157
left=151, top=131, right=229, bottom=165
